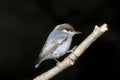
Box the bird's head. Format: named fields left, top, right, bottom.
left=54, top=23, right=81, bottom=36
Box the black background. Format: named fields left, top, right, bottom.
left=0, top=0, right=120, bottom=80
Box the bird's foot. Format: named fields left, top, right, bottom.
left=54, top=58, right=61, bottom=67
left=67, top=46, right=77, bottom=53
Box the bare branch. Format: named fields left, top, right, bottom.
left=33, top=23, right=108, bottom=80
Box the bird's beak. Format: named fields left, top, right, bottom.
left=74, top=31, right=82, bottom=34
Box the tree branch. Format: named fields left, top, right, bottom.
left=33, top=23, right=108, bottom=80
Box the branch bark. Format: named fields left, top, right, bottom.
left=33, top=23, right=108, bottom=80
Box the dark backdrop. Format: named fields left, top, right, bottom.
left=0, top=0, right=120, bottom=80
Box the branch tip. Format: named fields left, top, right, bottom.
left=100, top=23, right=108, bottom=32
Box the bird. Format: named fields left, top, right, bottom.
left=35, top=23, right=81, bottom=68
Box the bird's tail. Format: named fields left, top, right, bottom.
left=35, top=57, right=44, bottom=68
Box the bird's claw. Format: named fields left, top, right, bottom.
left=67, top=46, right=77, bottom=53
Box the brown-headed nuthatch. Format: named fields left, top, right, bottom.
left=35, top=23, right=81, bottom=68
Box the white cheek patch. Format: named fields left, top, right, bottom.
left=63, top=29, right=68, bottom=33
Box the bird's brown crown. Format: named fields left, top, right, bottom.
left=55, top=23, right=75, bottom=31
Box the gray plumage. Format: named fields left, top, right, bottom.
left=35, top=24, right=80, bottom=68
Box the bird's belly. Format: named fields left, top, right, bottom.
left=52, top=40, right=71, bottom=58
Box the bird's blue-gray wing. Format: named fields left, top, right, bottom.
left=40, top=30, right=67, bottom=58
left=35, top=31, right=67, bottom=68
